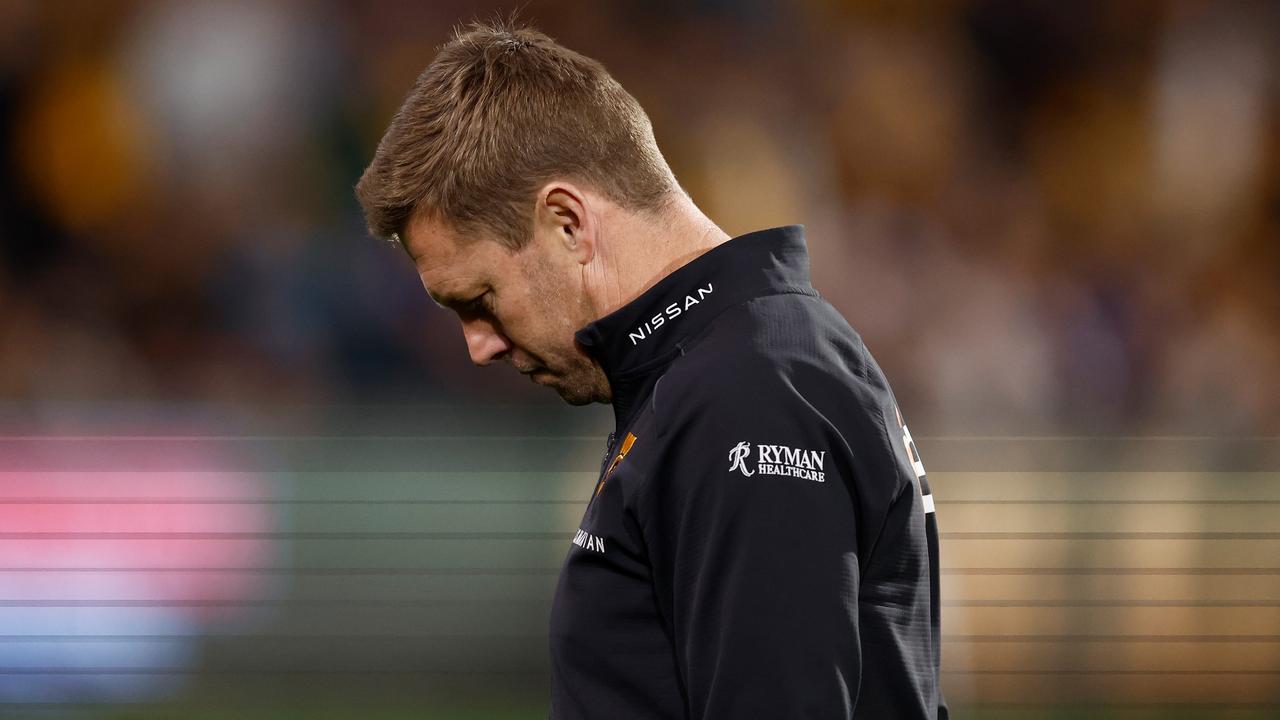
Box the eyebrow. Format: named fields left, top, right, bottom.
left=426, top=287, right=484, bottom=312
left=425, top=289, right=454, bottom=310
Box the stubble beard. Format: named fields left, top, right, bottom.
left=530, top=263, right=612, bottom=406
left=541, top=355, right=611, bottom=406
left=513, top=252, right=615, bottom=406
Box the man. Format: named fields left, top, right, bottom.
left=356, top=20, right=947, bottom=720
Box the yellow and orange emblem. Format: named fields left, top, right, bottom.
left=596, top=432, right=638, bottom=497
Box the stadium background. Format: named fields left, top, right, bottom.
left=1, top=0, right=1278, bottom=717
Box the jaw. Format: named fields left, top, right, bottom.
left=541, top=364, right=611, bottom=406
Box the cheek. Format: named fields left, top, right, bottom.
left=506, top=262, right=579, bottom=346
left=496, top=297, right=546, bottom=346
left=514, top=284, right=565, bottom=333
left=512, top=293, right=576, bottom=357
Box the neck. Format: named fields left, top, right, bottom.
left=587, top=194, right=730, bottom=320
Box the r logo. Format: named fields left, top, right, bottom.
left=728, top=441, right=754, bottom=476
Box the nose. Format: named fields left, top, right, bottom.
left=461, top=317, right=513, bottom=366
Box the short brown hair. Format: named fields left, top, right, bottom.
left=355, top=20, right=677, bottom=250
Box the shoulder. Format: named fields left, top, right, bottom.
left=646, top=291, right=915, bottom=490
left=653, top=292, right=886, bottom=435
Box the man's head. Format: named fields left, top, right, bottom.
left=355, top=20, right=679, bottom=404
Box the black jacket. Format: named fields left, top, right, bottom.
left=549, top=225, right=947, bottom=719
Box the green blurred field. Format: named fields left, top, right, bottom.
left=2, top=422, right=1278, bottom=718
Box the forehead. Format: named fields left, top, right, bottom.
left=402, top=215, right=507, bottom=302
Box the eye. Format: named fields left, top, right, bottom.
left=463, top=291, right=493, bottom=315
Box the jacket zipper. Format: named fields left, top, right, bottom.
left=599, top=431, right=617, bottom=475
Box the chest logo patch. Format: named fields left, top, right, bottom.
left=595, top=432, right=638, bottom=497
left=728, top=441, right=826, bottom=482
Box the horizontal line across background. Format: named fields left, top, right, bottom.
left=1, top=436, right=1276, bottom=471
left=0, top=668, right=1275, bottom=676
left=0, top=498, right=589, bottom=504
left=0, top=599, right=1276, bottom=608
left=0, top=634, right=1276, bottom=642
left=2, top=531, right=1278, bottom=539
left=0, top=498, right=1276, bottom=505
left=2, top=567, right=1279, bottom=574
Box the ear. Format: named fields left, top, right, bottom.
left=535, top=181, right=595, bottom=266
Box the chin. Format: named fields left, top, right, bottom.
left=548, top=383, right=589, bottom=406
left=556, top=389, right=597, bottom=406
left=545, top=376, right=605, bottom=406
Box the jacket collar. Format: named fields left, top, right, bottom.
left=574, top=224, right=817, bottom=427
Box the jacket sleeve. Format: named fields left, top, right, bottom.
left=638, top=388, right=862, bottom=719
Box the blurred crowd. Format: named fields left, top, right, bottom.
left=1, top=0, right=1277, bottom=435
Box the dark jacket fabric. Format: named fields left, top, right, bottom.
left=548, top=225, right=948, bottom=719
